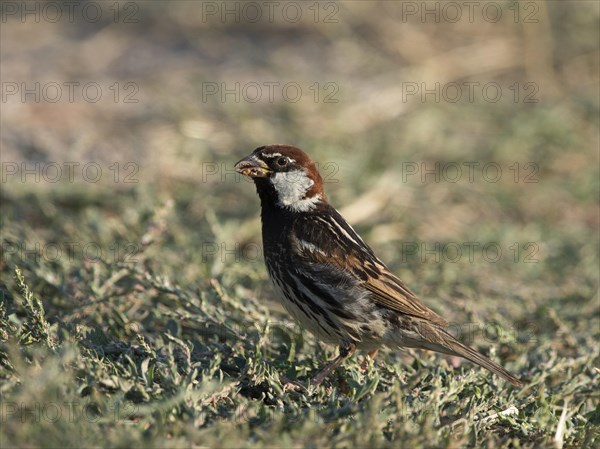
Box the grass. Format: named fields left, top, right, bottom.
left=1, top=1, right=599, bottom=448
left=2, top=118, right=598, bottom=447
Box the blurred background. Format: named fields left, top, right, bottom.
left=1, top=2, right=599, bottom=446
left=2, top=0, right=597, bottom=300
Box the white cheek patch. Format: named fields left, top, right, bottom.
left=292, top=194, right=322, bottom=212
left=270, top=170, right=321, bottom=212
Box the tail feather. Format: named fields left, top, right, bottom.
left=412, top=322, right=523, bottom=387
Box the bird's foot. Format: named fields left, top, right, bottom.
left=310, top=342, right=357, bottom=387
left=360, top=349, right=379, bottom=371
left=280, top=376, right=308, bottom=393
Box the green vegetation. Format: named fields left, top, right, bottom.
left=1, top=2, right=598, bottom=448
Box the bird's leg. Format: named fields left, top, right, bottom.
left=310, top=342, right=356, bottom=386
left=360, top=349, right=379, bottom=371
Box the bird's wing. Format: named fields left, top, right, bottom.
left=292, top=207, right=449, bottom=327
left=360, top=269, right=448, bottom=326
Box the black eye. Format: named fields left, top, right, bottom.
left=276, top=157, right=288, bottom=167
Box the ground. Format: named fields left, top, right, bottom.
left=1, top=2, right=599, bottom=448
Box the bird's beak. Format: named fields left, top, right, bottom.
left=235, top=154, right=272, bottom=178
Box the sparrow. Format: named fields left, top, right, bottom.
left=235, top=144, right=523, bottom=387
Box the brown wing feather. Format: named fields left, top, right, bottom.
left=292, top=209, right=449, bottom=327
left=361, top=267, right=449, bottom=326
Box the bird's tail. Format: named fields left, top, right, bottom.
left=405, top=321, right=523, bottom=387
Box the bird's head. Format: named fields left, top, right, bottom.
left=235, top=144, right=326, bottom=212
